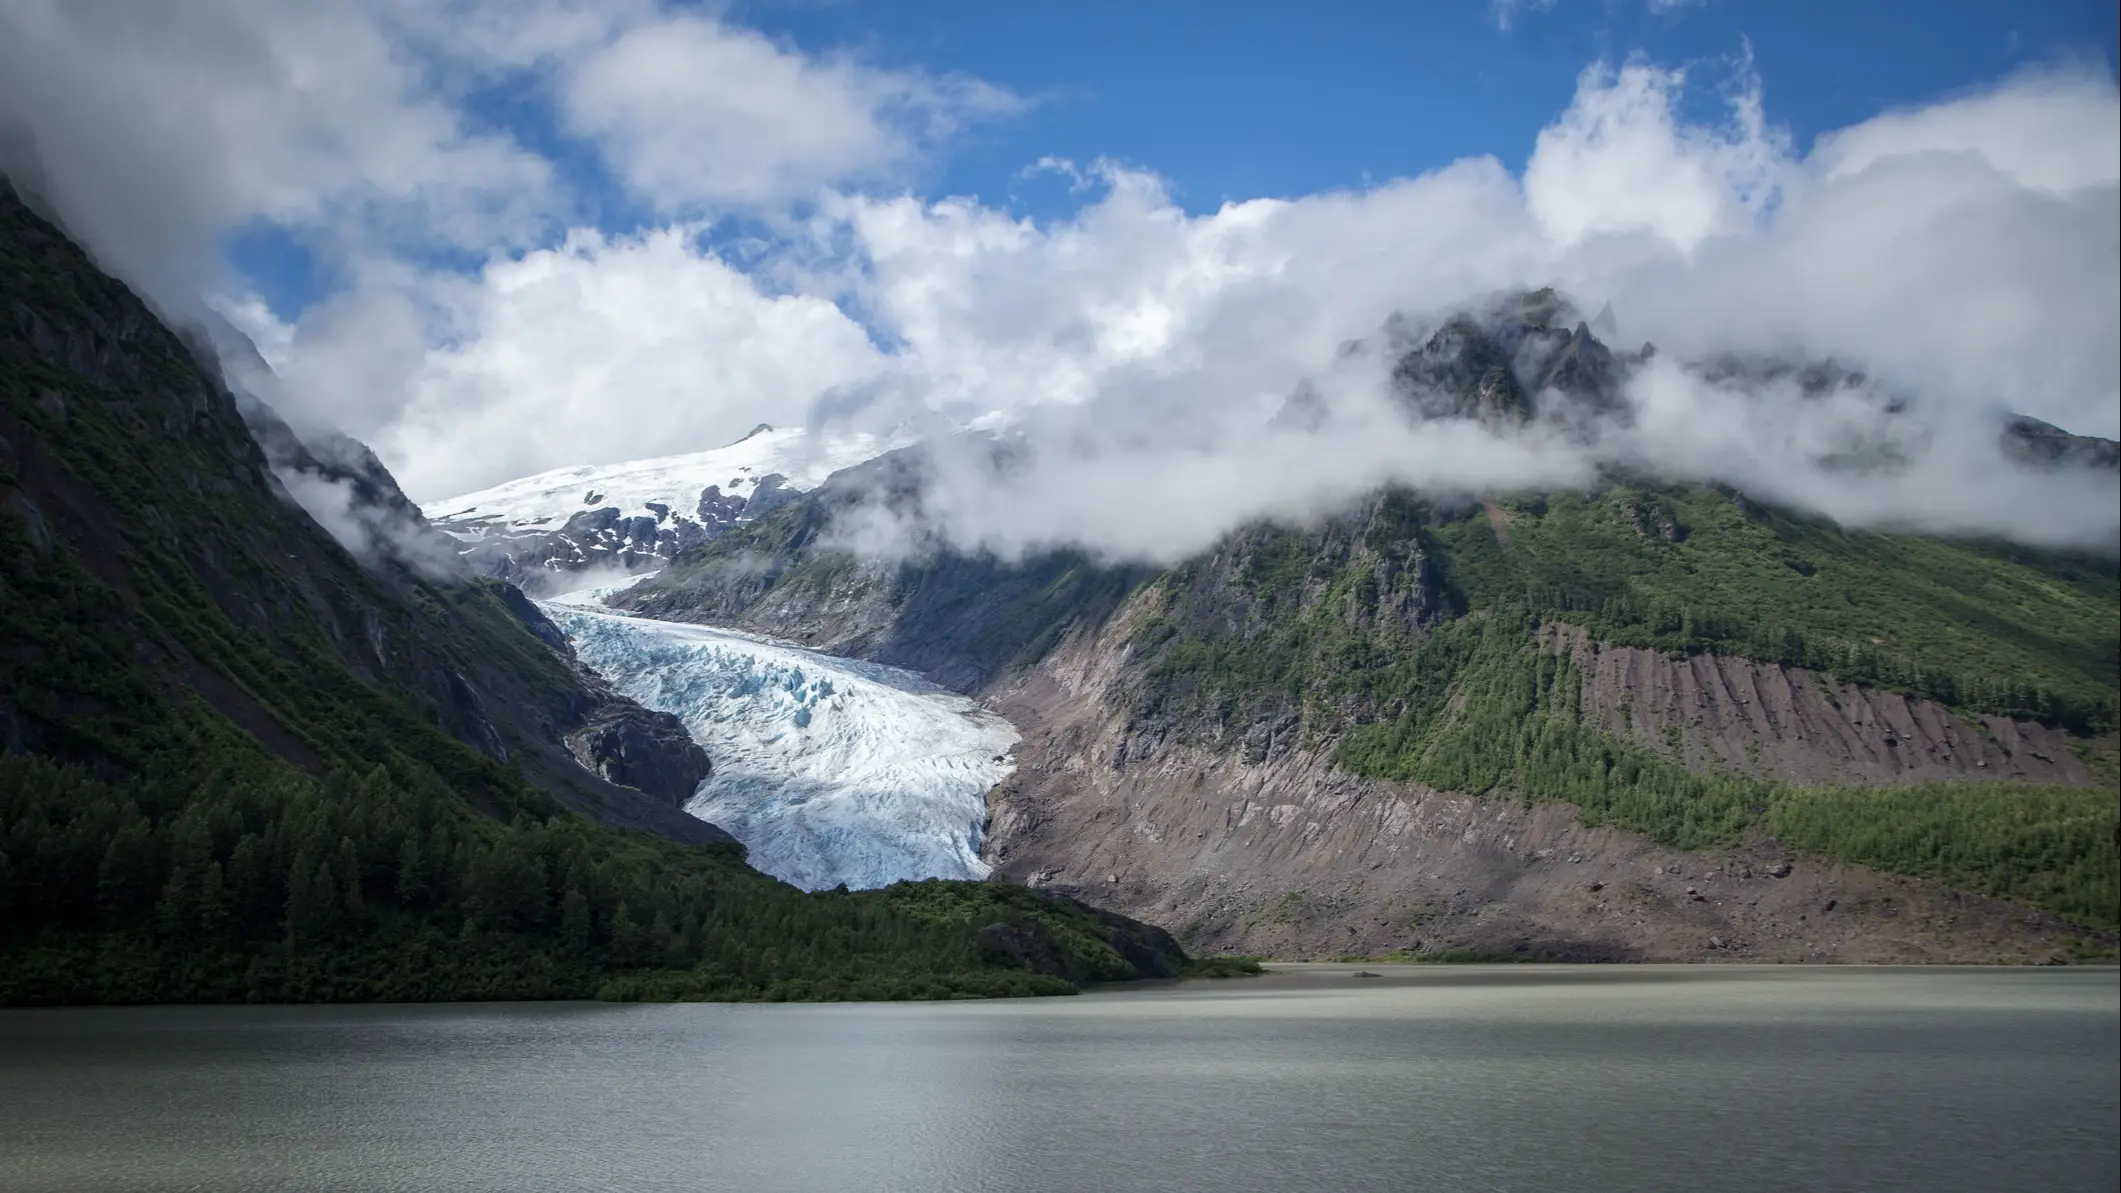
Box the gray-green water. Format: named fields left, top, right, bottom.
left=2, top=965, right=2114, bottom=1193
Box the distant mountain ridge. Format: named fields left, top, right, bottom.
left=428, top=279, right=2114, bottom=597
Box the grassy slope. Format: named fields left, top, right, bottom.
left=0, top=187, right=1182, bottom=1004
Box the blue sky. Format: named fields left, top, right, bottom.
left=740, top=0, right=2118, bottom=215
left=220, top=0, right=2121, bottom=322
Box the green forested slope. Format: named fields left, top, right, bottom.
left=1429, top=485, right=2119, bottom=732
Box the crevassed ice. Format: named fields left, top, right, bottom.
left=543, top=605, right=1017, bottom=892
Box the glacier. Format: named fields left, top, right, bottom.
left=541, top=602, right=1017, bottom=892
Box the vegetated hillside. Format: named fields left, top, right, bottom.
left=0, top=181, right=1206, bottom=1003
left=616, top=320, right=2120, bottom=955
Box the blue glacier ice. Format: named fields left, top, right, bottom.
left=541, top=603, right=1018, bottom=891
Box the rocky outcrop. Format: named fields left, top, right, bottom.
left=2003, top=415, right=2121, bottom=472
left=565, top=704, right=712, bottom=806
left=1533, top=321, right=1624, bottom=430
left=493, top=590, right=733, bottom=836
left=1384, top=288, right=1636, bottom=429
left=1390, top=313, right=1535, bottom=426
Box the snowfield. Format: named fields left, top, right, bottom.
left=541, top=602, right=1017, bottom=891
left=422, top=424, right=896, bottom=534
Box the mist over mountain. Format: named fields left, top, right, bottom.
left=0, top=178, right=1204, bottom=1002
left=803, top=289, right=2120, bottom=566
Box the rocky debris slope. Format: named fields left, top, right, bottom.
left=977, top=597, right=2107, bottom=963
left=1561, top=628, right=2100, bottom=786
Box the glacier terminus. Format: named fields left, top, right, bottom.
left=540, top=598, right=1018, bottom=891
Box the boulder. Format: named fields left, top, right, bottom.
left=566, top=705, right=712, bottom=805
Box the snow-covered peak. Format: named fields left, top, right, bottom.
left=422, top=423, right=898, bottom=533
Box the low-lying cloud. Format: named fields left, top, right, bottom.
left=815, top=333, right=2118, bottom=566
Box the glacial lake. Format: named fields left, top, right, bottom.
left=2, top=965, right=2114, bottom=1193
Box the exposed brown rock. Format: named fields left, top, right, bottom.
left=1554, top=625, right=2099, bottom=785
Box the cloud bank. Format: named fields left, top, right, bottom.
left=1, top=2, right=2114, bottom=563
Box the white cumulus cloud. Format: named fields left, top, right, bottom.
left=562, top=14, right=1018, bottom=211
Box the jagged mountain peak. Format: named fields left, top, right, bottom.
left=1382, top=289, right=1632, bottom=428
left=2002, top=414, right=2121, bottom=472
left=1336, top=290, right=2118, bottom=490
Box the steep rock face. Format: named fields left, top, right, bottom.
left=1392, top=314, right=1535, bottom=426
left=565, top=704, right=712, bottom=806
left=975, top=599, right=2104, bottom=963
left=1383, top=288, right=1638, bottom=430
